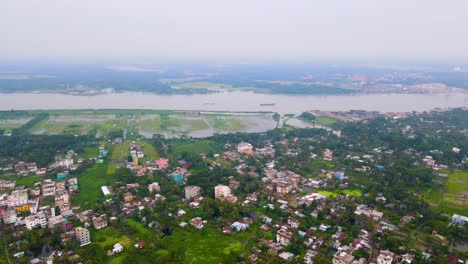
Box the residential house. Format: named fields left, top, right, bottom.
left=277, top=228, right=293, bottom=246
left=75, top=227, right=91, bottom=247
left=92, top=214, right=108, bottom=230
left=184, top=185, right=201, bottom=200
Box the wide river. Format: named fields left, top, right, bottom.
left=0, top=92, right=466, bottom=114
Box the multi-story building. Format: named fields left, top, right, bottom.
left=332, top=251, right=355, bottom=264
left=42, top=180, right=56, bottom=196
left=214, top=185, right=231, bottom=200
left=323, top=149, right=333, bottom=161
left=237, top=142, right=253, bottom=154
left=7, top=190, right=28, bottom=207
left=92, top=214, right=108, bottom=230
left=75, top=227, right=91, bottom=247
left=276, top=228, right=293, bottom=246
left=184, top=185, right=201, bottom=200
left=55, top=191, right=70, bottom=211
left=3, top=208, right=17, bottom=224
left=25, top=212, right=47, bottom=230
left=376, top=250, right=395, bottom=264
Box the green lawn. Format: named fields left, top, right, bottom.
left=12, top=176, right=42, bottom=188
left=111, top=141, right=131, bottom=161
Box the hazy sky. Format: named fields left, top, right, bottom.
left=1, top=0, right=468, bottom=61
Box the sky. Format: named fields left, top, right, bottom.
left=1, top=0, right=468, bottom=61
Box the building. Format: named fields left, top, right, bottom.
left=276, top=181, right=292, bottom=195
left=93, top=214, right=108, bottom=230
left=55, top=191, right=70, bottom=211
left=323, top=149, right=333, bottom=161
left=237, top=142, right=253, bottom=154
left=377, top=250, right=395, bottom=264
left=190, top=217, right=205, bottom=229
left=276, top=228, right=293, bottom=246
left=332, top=251, right=355, bottom=264
left=48, top=215, right=67, bottom=231
left=148, top=182, right=160, bottom=193
left=112, top=243, right=124, bottom=254
left=101, top=186, right=111, bottom=196
left=214, top=185, right=231, bottom=200
left=2, top=208, right=17, bottom=224
left=25, top=212, right=47, bottom=230
left=42, top=180, right=56, bottom=196
left=156, top=158, right=169, bottom=169
left=184, top=185, right=201, bottom=200
left=452, top=214, right=467, bottom=225
left=75, top=227, right=91, bottom=247
left=7, top=190, right=28, bottom=207
left=123, top=192, right=133, bottom=202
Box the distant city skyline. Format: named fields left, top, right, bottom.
left=1, top=0, right=468, bottom=61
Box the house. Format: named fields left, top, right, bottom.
left=278, top=252, right=294, bottom=261
left=237, top=142, right=253, bottom=154
left=190, top=217, right=204, bottom=229
left=112, top=243, right=124, bottom=254
left=25, top=212, right=47, bottom=230
left=156, top=158, right=169, bottom=169
left=184, top=185, right=201, bottom=200
left=332, top=251, right=355, bottom=264
left=277, top=228, right=293, bottom=246
left=452, top=214, right=467, bottom=225
left=323, top=149, right=333, bottom=161
left=231, top=221, right=249, bottom=232
left=134, top=240, right=145, bottom=249
left=101, top=186, right=111, bottom=196
left=92, top=214, right=108, bottom=230
left=7, top=189, right=28, bottom=207
left=148, top=182, right=160, bottom=193
left=2, top=208, right=17, bottom=224
left=124, top=192, right=133, bottom=202
left=75, top=227, right=91, bottom=247
left=214, top=184, right=231, bottom=200
left=376, top=250, right=395, bottom=264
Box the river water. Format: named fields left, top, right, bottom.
left=0, top=92, right=466, bottom=114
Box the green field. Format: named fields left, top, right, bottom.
left=156, top=227, right=253, bottom=263
left=73, top=163, right=120, bottom=209
left=170, top=139, right=223, bottom=156
left=315, top=116, right=339, bottom=127
left=204, top=115, right=246, bottom=131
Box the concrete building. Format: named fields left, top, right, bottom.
left=332, top=251, right=355, bottom=264
left=2, top=208, right=17, bottom=224
left=377, top=250, right=395, bottom=264
left=25, top=212, right=47, bottom=230
left=92, top=214, right=108, bottom=230
left=75, top=227, right=91, bottom=247
left=214, top=184, right=231, bottom=200
left=452, top=214, right=467, bottom=225
left=148, top=182, right=160, bottom=193
left=323, top=149, right=333, bottom=161
left=276, top=228, right=293, bottom=246
left=184, top=185, right=201, bottom=200
left=7, top=190, right=28, bottom=207
left=237, top=142, right=253, bottom=154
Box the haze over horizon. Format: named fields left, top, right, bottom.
left=2, top=0, right=468, bottom=62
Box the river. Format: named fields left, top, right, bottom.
left=0, top=92, right=466, bottom=114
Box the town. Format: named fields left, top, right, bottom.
left=0, top=108, right=466, bottom=264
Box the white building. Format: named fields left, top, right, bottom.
left=214, top=184, right=231, bottom=200
left=184, top=185, right=201, bottom=200
left=3, top=208, right=17, bottom=224
left=7, top=190, right=28, bottom=207
left=377, top=250, right=395, bottom=264
left=148, top=182, right=160, bottom=193
left=75, top=227, right=91, bottom=246
left=452, top=214, right=467, bottom=225
left=112, top=243, right=124, bottom=254
left=101, top=186, right=111, bottom=196
left=237, top=142, right=253, bottom=153
left=25, top=212, right=47, bottom=230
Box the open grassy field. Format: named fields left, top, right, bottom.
left=0, top=118, right=32, bottom=130
left=111, top=141, right=131, bottom=161
left=73, top=163, right=120, bottom=209
left=29, top=114, right=118, bottom=136
left=156, top=227, right=254, bottom=264
left=170, top=139, right=223, bottom=156
left=315, top=116, right=339, bottom=127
